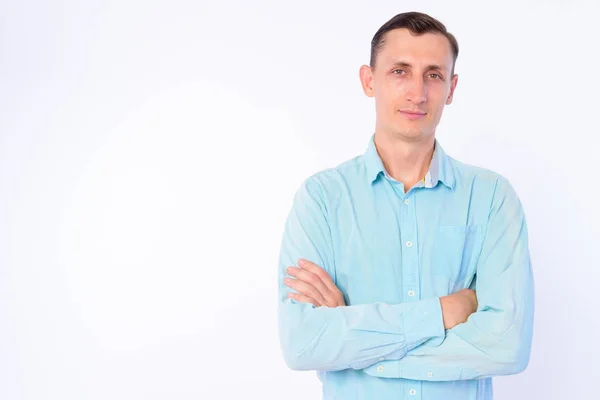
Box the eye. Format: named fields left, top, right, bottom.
left=428, top=73, right=442, bottom=80
left=392, top=69, right=406, bottom=75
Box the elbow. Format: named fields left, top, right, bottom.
left=281, top=350, right=302, bottom=371
left=465, top=345, right=531, bottom=380
left=283, top=349, right=344, bottom=372
left=495, top=336, right=533, bottom=376
left=280, top=333, right=325, bottom=371
left=280, top=326, right=339, bottom=371
left=468, top=325, right=533, bottom=378
left=282, top=349, right=314, bottom=371
left=279, top=327, right=304, bottom=370
left=505, top=320, right=534, bottom=375
left=484, top=296, right=535, bottom=376
left=280, top=324, right=332, bottom=371
left=278, top=320, right=321, bottom=371
left=494, top=355, right=529, bottom=378
left=505, top=349, right=531, bottom=375
left=278, top=302, right=341, bottom=371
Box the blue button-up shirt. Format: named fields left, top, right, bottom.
left=277, top=135, right=535, bottom=399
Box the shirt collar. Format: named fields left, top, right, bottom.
left=364, top=134, right=456, bottom=190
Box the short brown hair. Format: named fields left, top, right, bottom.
left=370, top=11, right=459, bottom=73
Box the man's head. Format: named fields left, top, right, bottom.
left=359, top=12, right=459, bottom=142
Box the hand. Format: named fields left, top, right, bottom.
left=440, top=288, right=478, bottom=330
left=283, top=259, right=346, bottom=307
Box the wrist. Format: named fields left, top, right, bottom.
left=439, top=295, right=450, bottom=330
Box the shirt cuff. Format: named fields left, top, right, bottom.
left=402, top=297, right=446, bottom=351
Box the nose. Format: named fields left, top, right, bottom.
left=405, top=76, right=427, bottom=104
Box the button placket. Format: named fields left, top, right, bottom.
left=401, top=193, right=420, bottom=306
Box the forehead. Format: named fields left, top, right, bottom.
left=377, top=28, right=453, bottom=69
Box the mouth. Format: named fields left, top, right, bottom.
left=399, top=109, right=427, bottom=120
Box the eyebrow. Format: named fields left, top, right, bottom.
left=391, top=61, right=446, bottom=72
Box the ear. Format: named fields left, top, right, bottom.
left=445, top=73, right=459, bottom=105
left=359, top=65, right=375, bottom=97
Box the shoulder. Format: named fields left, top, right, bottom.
left=450, top=156, right=516, bottom=192
left=451, top=156, right=505, bottom=183
left=299, top=154, right=367, bottom=197
left=449, top=156, right=524, bottom=214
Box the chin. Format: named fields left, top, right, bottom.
left=393, top=129, right=433, bottom=142
left=396, top=127, right=423, bottom=137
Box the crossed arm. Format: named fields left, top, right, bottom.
left=277, top=176, right=534, bottom=381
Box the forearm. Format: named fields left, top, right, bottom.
left=278, top=295, right=445, bottom=371
left=365, top=292, right=534, bottom=381
left=278, top=176, right=447, bottom=371
left=363, top=177, right=535, bottom=381
left=364, top=222, right=535, bottom=380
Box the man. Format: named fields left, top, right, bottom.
left=277, top=11, right=534, bottom=400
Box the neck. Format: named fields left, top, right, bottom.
left=373, top=132, right=435, bottom=192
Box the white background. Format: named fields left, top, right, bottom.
left=1, top=0, right=599, bottom=399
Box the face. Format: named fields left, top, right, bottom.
left=360, top=28, right=458, bottom=142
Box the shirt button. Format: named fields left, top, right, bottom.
left=408, top=290, right=415, bottom=297
left=428, top=371, right=433, bottom=377
left=405, top=241, right=413, bottom=247
left=409, top=389, right=416, bottom=396
left=404, top=199, right=410, bottom=205
left=376, top=365, right=384, bottom=372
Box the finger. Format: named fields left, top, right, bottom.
left=287, top=266, right=331, bottom=304
left=288, top=292, right=320, bottom=307
left=298, top=259, right=338, bottom=293
left=294, top=261, right=343, bottom=307
left=284, top=277, right=327, bottom=306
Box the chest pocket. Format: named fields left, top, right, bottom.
left=430, top=225, right=484, bottom=291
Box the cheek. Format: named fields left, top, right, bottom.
left=377, top=79, right=407, bottom=97
left=427, top=105, right=446, bottom=124
left=375, top=90, right=398, bottom=111
left=427, top=90, right=448, bottom=109
left=387, top=83, right=408, bottom=108
left=390, top=78, right=407, bottom=91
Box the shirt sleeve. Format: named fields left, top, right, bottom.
left=362, top=177, right=535, bottom=381
left=278, top=176, right=446, bottom=371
